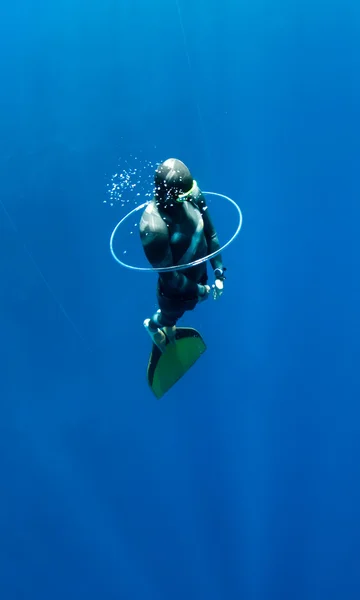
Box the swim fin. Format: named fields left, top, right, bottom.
left=147, top=327, right=206, bottom=399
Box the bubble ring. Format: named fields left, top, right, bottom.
left=109, top=191, right=243, bottom=273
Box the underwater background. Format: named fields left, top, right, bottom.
left=1, top=0, right=359, bottom=598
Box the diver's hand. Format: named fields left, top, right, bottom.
left=212, top=268, right=226, bottom=300
left=212, top=278, right=224, bottom=300
left=197, top=284, right=211, bottom=303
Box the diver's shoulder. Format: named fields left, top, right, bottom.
left=140, top=198, right=155, bottom=217
left=140, top=199, right=166, bottom=231
left=190, top=183, right=207, bottom=214
left=142, top=198, right=161, bottom=217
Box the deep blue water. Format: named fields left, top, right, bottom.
left=1, top=1, right=360, bottom=599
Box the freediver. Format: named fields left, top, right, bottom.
left=140, top=158, right=226, bottom=351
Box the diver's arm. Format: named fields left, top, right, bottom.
left=201, top=205, right=224, bottom=272
left=192, top=188, right=224, bottom=273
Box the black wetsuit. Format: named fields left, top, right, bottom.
left=140, top=183, right=224, bottom=328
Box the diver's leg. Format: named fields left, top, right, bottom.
left=144, top=307, right=183, bottom=349
left=144, top=300, right=187, bottom=351
left=143, top=316, right=167, bottom=351
left=144, top=286, right=199, bottom=352
left=154, top=309, right=179, bottom=344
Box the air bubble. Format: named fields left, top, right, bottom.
left=106, top=157, right=160, bottom=208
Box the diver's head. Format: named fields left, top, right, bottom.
left=154, top=158, right=194, bottom=206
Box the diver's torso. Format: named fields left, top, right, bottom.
left=159, top=200, right=208, bottom=287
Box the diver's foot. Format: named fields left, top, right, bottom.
left=163, top=325, right=176, bottom=344
left=144, top=319, right=167, bottom=352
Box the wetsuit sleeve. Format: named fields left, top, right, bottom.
left=197, top=196, right=224, bottom=271
left=140, top=207, right=201, bottom=296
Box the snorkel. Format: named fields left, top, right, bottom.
left=175, top=179, right=198, bottom=203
